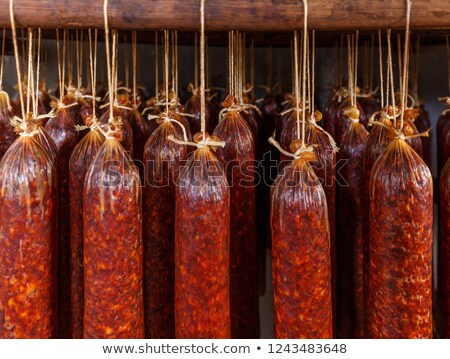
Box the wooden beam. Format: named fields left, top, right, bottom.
left=0, top=0, right=449, bottom=31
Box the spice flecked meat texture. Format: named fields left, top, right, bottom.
left=45, top=106, right=80, bottom=338
left=368, top=138, right=433, bottom=338
left=0, top=135, right=57, bottom=338
left=336, top=121, right=368, bottom=339
left=0, top=92, right=17, bottom=161
left=143, top=122, right=188, bottom=338
left=175, top=147, right=231, bottom=339
left=362, top=118, right=391, bottom=336
left=213, top=111, right=259, bottom=339
left=280, top=113, right=337, bottom=327
left=441, top=158, right=450, bottom=338
left=69, top=130, right=105, bottom=339
left=83, top=138, right=144, bottom=339
left=271, top=157, right=333, bottom=339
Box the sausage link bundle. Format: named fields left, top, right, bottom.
left=69, top=128, right=105, bottom=339
left=362, top=115, right=392, bottom=335
left=175, top=145, right=230, bottom=339
left=83, top=133, right=144, bottom=338
left=143, top=120, right=188, bottom=338
left=441, top=158, right=450, bottom=338
left=272, top=149, right=332, bottom=339
left=367, top=138, right=433, bottom=338
left=280, top=112, right=337, bottom=323
left=336, top=113, right=368, bottom=339
left=45, top=105, right=80, bottom=338
left=213, top=110, right=259, bottom=339
left=0, top=91, right=17, bottom=161
left=0, top=120, right=57, bottom=338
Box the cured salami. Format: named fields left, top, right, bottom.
left=83, top=128, right=144, bottom=339
left=69, top=126, right=105, bottom=339
left=362, top=113, right=392, bottom=335
left=213, top=109, right=259, bottom=338
left=0, top=120, right=58, bottom=338
left=336, top=115, right=368, bottom=338
left=143, top=120, right=188, bottom=338
left=175, top=143, right=230, bottom=339
left=44, top=105, right=80, bottom=338
left=441, top=158, right=450, bottom=338
left=367, top=137, right=433, bottom=338
left=272, top=147, right=332, bottom=339
left=280, top=111, right=337, bottom=321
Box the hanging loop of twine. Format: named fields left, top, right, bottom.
left=168, top=133, right=225, bottom=149
left=268, top=135, right=315, bottom=160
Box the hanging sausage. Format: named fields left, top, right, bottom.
left=213, top=104, right=258, bottom=339
left=44, top=103, right=79, bottom=338
left=175, top=138, right=230, bottom=338
left=272, top=26, right=332, bottom=339
left=336, top=107, right=368, bottom=339
left=367, top=15, right=433, bottom=337
left=174, top=8, right=231, bottom=338
left=83, top=123, right=144, bottom=338
left=143, top=118, right=188, bottom=339
left=69, top=123, right=104, bottom=339
left=0, top=118, right=58, bottom=338
left=440, top=157, right=450, bottom=339
left=367, top=134, right=433, bottom=338
left=142, top=31, right=190, bottom=338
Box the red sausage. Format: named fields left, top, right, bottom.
left=175, top=145, right=230, bottom=339
left=336, top=117, right=368, bottom=338
left=272, top=150, right=332, bottom=339
left=0, top=121, right=58, bottom=338
left=143, top=120, right=188, bottom=338
left=362, top=115, right=392, bottom=336
left=83, top=135, right=144, bottom=339
left=45, top=105, right=80, bottom=338
left=368, top=138, right=433, bottom=338
left=441, top=158, right=450, bottom=338
left=69, top=128, right=105, bottom=338
left=213, top=110, right=259, bottom=338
